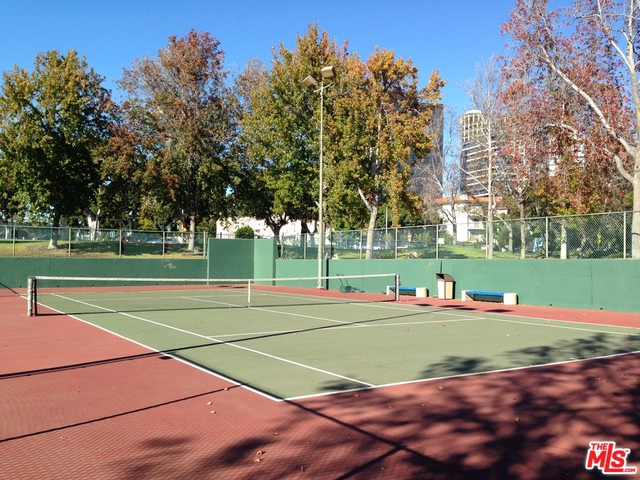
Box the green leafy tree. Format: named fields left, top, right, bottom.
left=118, top=30, right=239, bottom=249
left=97, top=108, right=146, bottom=229
left=238, top=24, right=347, bottom=241
left=326, top=49, right=445, bottom=258
left=0, top=153, right=20, bottom=225
left=0, top=50, right=113, bottom=247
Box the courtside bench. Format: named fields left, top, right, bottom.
left=386, top=285, right=428, bottom=298
left=462, top=290, right=518, bottom=305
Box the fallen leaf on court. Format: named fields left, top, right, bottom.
left=353, top=392, right=359, bottom=397
left=207, top=401, right=212, bottom=405
left=254, top=458, right=262, bottom=463
left=514, top=417, right=520, bottom=422
left=256, top=449, right=266, bottom=456
left=438, top=385, right=444, bottom=390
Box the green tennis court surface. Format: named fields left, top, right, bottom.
left=35, top=287, right=639, bottom=401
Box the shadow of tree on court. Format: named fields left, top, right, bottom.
left=117, top=346, right=640, bottom=479
left=105, top=329, right=640, bottom=479
left=262, top=352, right=640, bottom=479
left=4, top=286, right=639, bottom=479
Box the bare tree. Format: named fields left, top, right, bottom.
left=411, top=105, right=463, bottom=242
left=462, top=56, right=508, bottom=258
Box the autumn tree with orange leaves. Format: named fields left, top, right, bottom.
left=326, top=49, right=445, bottom=258
left=117, top=30, right=239, bottom=249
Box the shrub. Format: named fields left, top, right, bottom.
left=234, top=226, right=255, bottom=239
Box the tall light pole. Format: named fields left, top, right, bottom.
left=302, top=65, right=335, bottom=288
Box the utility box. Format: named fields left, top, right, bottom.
left=435, top=273, right=454, bottom=300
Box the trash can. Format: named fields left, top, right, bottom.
left=435, top=273, right=454, bottom=300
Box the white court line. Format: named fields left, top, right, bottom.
left=41, top=292, right=639, bottom=404
left=115, top=311, right=375, bottom=390
left=50, top=293, right=246, bottom=310
left=185, top=295, right=369, bottom=328
left=357, top=301, right=640, bottom=335
left=43, top=295, right=375, bottom=399
left=33, top=296, right=273, bottom=399
left=485, top=316, right=640, bottom=336
left=51, top=294, right=117, bottom=312
left=114, top=312, right=375, bottom=387
left=180, top=296, right=246, bottom=308
left=285, top=348, right=640, bottom=402
left=211, top=317, right=484, bottom=339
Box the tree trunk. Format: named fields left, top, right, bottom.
left=48, top=214, right=60, bottom=249
left=188, top=213, right=196, bottom=252
left=365, top=204, right=378, bottom=259
left=86, top=208, right=100, bottom=241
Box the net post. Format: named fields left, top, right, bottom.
left=247, top=279, right=251, bottom=308
left=27, top=276, right=35, bottom=316
left=394, top=274, right=400, bottom=301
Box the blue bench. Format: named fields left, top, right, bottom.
left=462, top=290, right=517, bottom=305
left=387, top=286, right=428, bottom=298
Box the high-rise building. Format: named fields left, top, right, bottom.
left=459, top=109, right=500, bottom=197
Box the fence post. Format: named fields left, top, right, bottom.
left=395, top=227, right=398, bottom=259
left=435, top=224, right=439, bottom=259
left=624, top=211, right=627, bottom=259
left=68, top=227, right=72, bottom=257
left=394, top=274, right=400, bottom=301
left=12, top=223, right=16, bottom=257
left=545, top=217, right=549, bottom=259
left=203, top=231, right=207, bottom=259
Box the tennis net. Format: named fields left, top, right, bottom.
left=27, top=273, right=400, bottom=316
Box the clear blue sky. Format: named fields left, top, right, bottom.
left=1, top=0, right=516, bottom=113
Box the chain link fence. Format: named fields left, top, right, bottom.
left=2, top=211, right=637, bottom=259
left=0, top=225, right=207, bottom=258
left=280, top=211, right=639, bottom=260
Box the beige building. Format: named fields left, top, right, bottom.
left=460, top=109, right=504, bottom=197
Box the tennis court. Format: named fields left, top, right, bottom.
left=28, top=275, right=640, bottom=401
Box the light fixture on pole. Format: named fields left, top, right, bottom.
left=302, top=65, right=335, bottom=289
